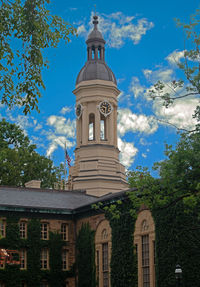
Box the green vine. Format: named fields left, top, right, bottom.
left=153, top=200, right=200, bottom=287
left=105, top=200, right=137, bottom=287
left=0, top=216, right=75, bottom=287
left=76, top=223, right=96, bottom=287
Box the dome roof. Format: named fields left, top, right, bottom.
left=76, top=61, right=117, bottom=85
left=87, top=28, right=103, bottom=41
left=76, top=15, right=117, bottom=86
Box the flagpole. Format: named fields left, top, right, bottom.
left=64, top=142, right=67, bottom=189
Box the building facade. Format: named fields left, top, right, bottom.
left=0, top=15, right=156, bottom=287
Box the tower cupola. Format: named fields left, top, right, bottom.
left=76, top=15, right=117, bottom=85
left=68, top=14, right=128, bottom=196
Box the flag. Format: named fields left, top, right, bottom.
left=65, top=149, right=71, bottom=167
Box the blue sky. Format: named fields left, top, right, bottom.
left=1, top=0, right=199, bottom=175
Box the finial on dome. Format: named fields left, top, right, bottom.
left=93, top=4, right=98, bottom=28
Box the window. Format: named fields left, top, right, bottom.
left=62, top=249, right=68, bottom=270
left=40, top=249, right=49, bottom=269
left=100, top=115, right=106, bottom=140
left=89, top=114, right=95, bottom=140
left=20, top=249, right=27, bottom=269
left=98, top=47, right=101, bottom=59
left=0, top=220, right=5, bottom=238
left=41, top=223, right=49, bottom=240
left=102, top=243, right=109, bottom=287
left=61, top=223, right=68, bottom=241
left=142, top=235, right=150, bottom=287
left=92, top=46, right=95, bottom=59
left=19, top=222, right=27, bottom=239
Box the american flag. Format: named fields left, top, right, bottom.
left=65, top=149, right=71, bottom=167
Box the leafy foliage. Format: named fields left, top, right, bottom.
left=0, top=217, right=74, bottom=286
left=148, top=9, right=200, bottom=131
left=105, top=202, right=137, bottom=287
left=0, top=0, right=76, bottom=114
left=0, top=119, right=62, bottom=188
left=153, top=201, right=200, bottom=287
left=76, top=223, right=96, bottom=287
left=127, top=131, right=200, bottom=286
left=128, top=132, right=200, bottom=211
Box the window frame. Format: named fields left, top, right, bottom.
left=19, top=221, right=27, bottom=239
left=40, top=249, right=49, bottom=270
left=61, top=223, right=68, bottom=241
left=62, top=249, right=69, bottom=271
left=40, top=223, right=49, bottom=240
left=0, top=220, right=6, bottom=238
left=20, top=249, right=27, bottom=270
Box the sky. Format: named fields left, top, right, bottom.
left=1, top=0, right=200, bottom=176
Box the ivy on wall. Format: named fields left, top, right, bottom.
left=153, top=200, right=200, bottom=287
left=76, top=223, right=96, bottom=287
left=0, top=216, right=75, bottom=287
left=105, top=201, right=137, bottom=287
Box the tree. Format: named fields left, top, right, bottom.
left=128, top=132, right=200, bottom=210
left=0, top=118, right=61, bottom=188
left=127, top=132, right=200, bottom=287
left=148, top=9, right=200, bottom=131
left=0, top=0, right=76, bottom=114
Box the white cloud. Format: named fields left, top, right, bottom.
left=118, top=108, right=158, bottom=136
left=77, top=24, right=86, bottom=36
left=129, top=76, right=145, bottom=98
left=47, top=115, right=76, bottom=138
left=143, top=68, right=174, bottom=83
left=101, top=15, right=154, bottom=48
left=78, top=12, right=154, bottom=48
left=60, top=106, right=72, bottom=115
left=118, top=137, right=138, bottom=168
left=46, top=135, right=75, bottom=157
left=139, top=138, right=151, bottom=146
left=166, top=50, right=185, bottom=66
left=46, top=115, right=76, bottom=157
left=153, top=97, right=198, bottom=131
left=142, top=153, right=147, bottom=158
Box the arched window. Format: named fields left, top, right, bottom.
left=95, top=220, right=111, bottom=287
left=98, top=47, right=101, bottom=59
left=134, top=209, right=155, bottom=287
left=89, top=113, right=95, bottom=140
left=100, top=115, right=106, bottom=140
left=92, top=46, right=95, bottom=60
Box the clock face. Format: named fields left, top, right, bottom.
left=76, top=103, right=82, bottom=118
left=99, top=101, right=113, bottom=117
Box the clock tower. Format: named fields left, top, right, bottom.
left=68, top=15, right=128, bottom=196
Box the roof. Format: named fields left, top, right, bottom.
left=0, top=186, right=97, bottom=213
left=76, top=61, right=117, bottom=85
left=0, top=186, right=131, bottom=214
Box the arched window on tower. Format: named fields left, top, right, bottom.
left=98, top=46, right=101, bottom=60
left=89, top=113, right=95, bottom=141
left=92, top=46, right=95, bottom=60
left=100, top=115, right=106, bottom=140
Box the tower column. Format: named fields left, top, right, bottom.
left=82, top=106, right=88, bottom=145
left=96, top=106, right=101, bottom=143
